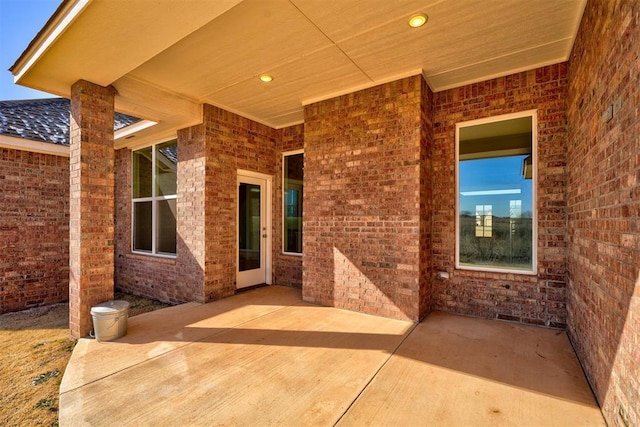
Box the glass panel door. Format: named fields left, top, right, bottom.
left=237, top=172, right=271, bottom=289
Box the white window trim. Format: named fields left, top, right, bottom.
left=131, top=138, right=177, bottom=259
left=455, top=110, right=538, bottom=275
left=282, top=149, right=304, bottom=256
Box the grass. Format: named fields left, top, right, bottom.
left=0, top=293, right=171, bottom=427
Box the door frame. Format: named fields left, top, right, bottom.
left=237, top=169, right=273, bottom=288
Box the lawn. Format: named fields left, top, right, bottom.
left=0, top=293, right=170, bottom=426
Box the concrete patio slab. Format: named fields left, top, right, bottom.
left=61, top=285, right=304, bottom=392
left=59, top=286, right=604, bottom=426
left=60, top=286, right=413, bottom=425
left=339, top=311, right=605, bottom=426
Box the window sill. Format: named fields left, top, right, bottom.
left=282, top=252, right=303, bottom=257
left=129, top=251, right=177, bottom=262
left=456, top=264, right=536, bottom=276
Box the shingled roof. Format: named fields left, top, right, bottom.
left=0, top=98, right=140, bottom=146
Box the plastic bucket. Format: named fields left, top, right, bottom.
left=90, top=300, right=130, bottom=342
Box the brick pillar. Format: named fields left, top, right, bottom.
left=176, top=124, right=207, bottom=303
left=69, top=80, right=116, bottom=339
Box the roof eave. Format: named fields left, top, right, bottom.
left=0, top=134, right=69, bottom=157
left=9, top=0, right=88, bottom=82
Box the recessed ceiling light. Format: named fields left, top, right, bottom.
left=259, top=74, right=273, bottom=83
left=408, top=14, right=428, bottom=28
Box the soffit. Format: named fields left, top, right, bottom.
left=12, top=0, right=241, bottom=92
left=460, top=116, right=533, bottom=141
left=12, top=0, right=586, bottom=140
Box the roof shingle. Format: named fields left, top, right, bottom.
left=0, top=98, right=140, bottom=146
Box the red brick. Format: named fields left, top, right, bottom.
left=566, top=0, right=640, bottom=425
left=273, top=124, right=304, bottom=288
left=430, top=63, right=569, bottom=328
left=69, top=80, right=116, bottom=338
left=302, top=76, right=431, bottom=321
left=115, top=105, right=303, bottom=303
left=0, top=149, right=69, bottom=314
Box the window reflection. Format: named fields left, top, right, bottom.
left=284, top=152, right=303, bottom=254
left=458, top=116, right=534, bottom=271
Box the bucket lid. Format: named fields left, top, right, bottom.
left=90, top=300, right=130, bottom=315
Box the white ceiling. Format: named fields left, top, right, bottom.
left=12, top=0, right=586, bottom=145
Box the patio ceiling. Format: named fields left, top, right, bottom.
left=11, top=0, right=586, bottom=145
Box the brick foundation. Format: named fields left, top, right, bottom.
left=69, top=80, right=116, bottom=338
left=0, top=148, right=69, bottom=313
left=566, top=0, right=640, bottom=425
left=303, top=76, right=430, bottom=321
left=431, top=64, right=569, bottom=328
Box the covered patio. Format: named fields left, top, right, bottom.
left=7, top=1, right=638, bottom=425
left=60, top=286, right=603, bottom=426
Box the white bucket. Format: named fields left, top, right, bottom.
left=90, top=300, right=130, bottom=342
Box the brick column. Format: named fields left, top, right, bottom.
left=176, top=125, right=208, bottom=303
left=69, top=80, right=116, bottom=339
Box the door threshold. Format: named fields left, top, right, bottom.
left=235, top=283, right=268, bottom=294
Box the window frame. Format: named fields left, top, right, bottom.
left=282, top=149, right=304, bottom=256
left=131, top=138, right=178, bottom=259
left=455, top=110, right=538, bottom=275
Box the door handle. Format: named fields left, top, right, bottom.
left=262, top=234, right=268, bottom=238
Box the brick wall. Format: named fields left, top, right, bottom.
left=431, top=64, right=568, bottom=328
left=566, top=0, right=640, bottom=425
left=114, top=148, right=180, bottom=303
left=419, top=77, right=433, bottom=317
left=201, top=104, right=277, bottom=299
left=0, top=148, right=69, bottom=313
left=274, top=124, right=304, bottom=288
left=303, top=76, right=429, bottom=321
left=115, top=104, right=280, bottom=303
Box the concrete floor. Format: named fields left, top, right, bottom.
left=60, top=286, right=604, bottom=426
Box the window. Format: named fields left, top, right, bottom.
left=132, top=139, right=177, bottom=256
left=283, top=150, right=303, bottom=254
left=456, top=112, right=536, bottom=273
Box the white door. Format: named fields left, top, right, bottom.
left=237, top=171, right=272, bottom=289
